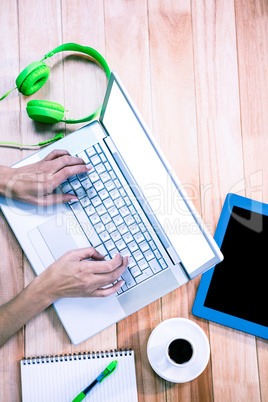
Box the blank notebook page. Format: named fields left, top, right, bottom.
left=21, top=350, right=138, bottom=402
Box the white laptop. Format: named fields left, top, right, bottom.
left=0, top=72, right=223, bottom=345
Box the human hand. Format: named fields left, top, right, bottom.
left=1, top=149, right=90, bottom=206
left=0, top=247, right=128, bottom=348
left=40, top=247, right=128, bottom=301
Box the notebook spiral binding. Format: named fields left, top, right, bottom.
left=22, top=349, right=133, bottom=365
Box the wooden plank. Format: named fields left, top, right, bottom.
left=0, top=218, right=24, bottom=402
left=61, top=0, right=116, bottom=354
left=0, top=1, right=24, bottom=400
left=234, top=0, right=268, bottom=202
left=147, top=1, right=213, bottom=400
left=192, top=0, right=261, bottom=401
left=103, top=1, right=164, bottom=400
left=104, top=0, right=152, bottom=125
left=148, top=0, right=199, bottom=183
left=234, top=0, right=268, bottom=400
left=61, top=0, right=108, bottom=134
left=257, top=341, right=268, bottom=402
left=18, top=0, right=65, bottom=154
left=17, top=0, right=71, bottom=358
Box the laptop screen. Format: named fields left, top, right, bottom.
left=101, top=73, right=216, bottom=275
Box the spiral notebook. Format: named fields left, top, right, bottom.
left=21, top=349, right=138, bottom=402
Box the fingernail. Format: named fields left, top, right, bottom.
left=86, top=164, right=92, bottom=171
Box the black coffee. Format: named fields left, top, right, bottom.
left=168, top=338, right=193, bottom=364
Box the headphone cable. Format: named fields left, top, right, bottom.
left=0, top=133, right=64, bottom=149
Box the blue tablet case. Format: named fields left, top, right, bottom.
left=192, top=193, right=268, bottom=340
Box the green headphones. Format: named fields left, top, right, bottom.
left=1, top=43, right=111, bottom=125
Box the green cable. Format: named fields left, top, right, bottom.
left=0, top=87, right=17, bottom=101
left=0, top=133, right=64, bottom=149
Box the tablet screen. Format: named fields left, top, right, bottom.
left=204, top=206, right=268, bottom=327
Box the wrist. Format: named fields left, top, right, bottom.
left=0, top=166, right=15, bottom=197
left=25, top=272, right=56, bottom=311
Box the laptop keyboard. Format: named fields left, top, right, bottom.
left=60, top=142, right=168, bottom=295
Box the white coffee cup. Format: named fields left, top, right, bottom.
left=147, top=318, right=210, bottom=383
left=156, top=337, right=196, bottom=371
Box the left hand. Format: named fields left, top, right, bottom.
left=2, top=149, right=90, bottom=206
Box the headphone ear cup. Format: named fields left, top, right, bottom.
left=26, top=100, right=65, bottom=123
left=16, top=62, right=50, bottom=96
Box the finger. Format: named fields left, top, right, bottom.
left=77, top=253, right=126, bottom=277
left=108, top=253, right=126, bottom=270
left=95, top=256, right=128, bottom=284
left=43, top=149, right=70, bottom=161
left=52, top=164, right=91, bottom=188
left=66, top=247, right=105, bottom=262
left=88, top=253, right=125, bottom=275
left=81, top=248, right=105, bottom=261
left=36, top=192, right=78, bottom=206
left=54, top=155, right=86, bottom=172
left=90, top=280, right=125, bottom=297
left=50, top=155, right=86, bottom=174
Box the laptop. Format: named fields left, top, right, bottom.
left=0, top=72, right=223, bottom=345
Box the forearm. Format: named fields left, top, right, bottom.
left=0, top=274, right=53, bottom=348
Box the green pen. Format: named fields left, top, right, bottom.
left=72, top=360, right=118, bottom=401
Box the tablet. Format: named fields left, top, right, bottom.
left=192, top=193, right=268, bottom=340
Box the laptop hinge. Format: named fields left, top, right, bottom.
left=100, top=121, right=110, bottom=137
left=179, top=261, right=191, bottom=280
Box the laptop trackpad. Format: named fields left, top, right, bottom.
left=28, top=215, right=90, bottom=266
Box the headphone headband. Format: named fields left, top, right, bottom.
left=42, top=43, right=111, bottom=80
left=41, top=43, right=111, bottom=124
left=1, top=43, right=111, bottom=125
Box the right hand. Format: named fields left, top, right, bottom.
left=39, top=247, right=128, bottom=301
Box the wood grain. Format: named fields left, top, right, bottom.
left=0, top=1, right=24, bottom=401
left=192, top=0, right=261, bottom=401
left=234, top=0, right=268, bottom=400
left=103, top=1, right=164, bottom=401
left=148, top=1, right=213, bottom=401
left=0, top=0, right=268, bottom=400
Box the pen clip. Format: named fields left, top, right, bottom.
left=99, top=360, right=118, bottom=382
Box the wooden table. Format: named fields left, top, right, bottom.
left=1, top=1, right=268, bottom=400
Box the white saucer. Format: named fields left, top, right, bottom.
left=147, top=318, right=210, bottom=383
